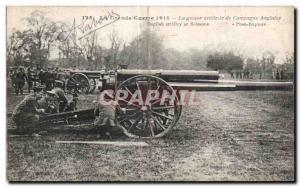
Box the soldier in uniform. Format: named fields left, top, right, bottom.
left=14, top=67, right=27, bottom=95
left=36, top=87, right=77, bottom=114
left=93, top=87, right=116, bottom=127
left=12, top=93, right=45, bottom=134
left=9, top=68, right=16, bottom=87
left=37, top=92, right=58, bottom=114
left=44, top=69, right=55, bottom=91
left=230, top=70, right=234, bottom=78
left=27, top=66, right=34, bottom=93
left=53, top=67, right=59, bottom=80
left=46, top=88, right=68, bottom=112
left=38, top=69, right=45, bottom=85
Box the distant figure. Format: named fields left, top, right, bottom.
left=244, top=70, right=250, bottom=79
left=14, top=67, right=27, bottom=95
left=235, top=71, right=242, bottom=79
left=43, top=69, right=55, bottom=91
left=53, top=67, right=59, bottom=80
left=27, top=66, right=34, bottom=93
left=38, top=69, right=45, bottom=85
left=280, top=70, right=284, bottom=80
left=276, top=70, right=280, bottom=80
left=230, top=71, right=234, bottom=78
left=9, top=69, right=16, bottom=87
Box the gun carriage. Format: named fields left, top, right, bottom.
left=34, top=69, right=294, bottom=138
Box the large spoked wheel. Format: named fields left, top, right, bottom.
left=70, top=73, right=90, bottom=94
left=115, top=75, right=182, bottom=138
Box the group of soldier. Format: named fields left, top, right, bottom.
left=229, top=69, right=289, bottom=80
left=9, top=66, right=80, bottom=135
left=9, top=66, right=60, bottom=95
left=229, top=70, right=251, bottom=79
left=12, top=86, right=78, bottom=135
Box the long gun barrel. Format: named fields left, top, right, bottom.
left=117, top=69, right=293, bottom=91
left=170, top=80, right=293, bottom=91
left=39, top=109, right=95, bottom=125
left=117, top=69, right=220, bottom=81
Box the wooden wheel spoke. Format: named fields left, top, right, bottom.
left=152, top=111, right=174, bottom=121
left=150, top=114, right=166, bottom=131
left=118, top=111, right=142, bottom=123
left=72, top=73, right=90, bottom=93
left=149, top=120, right=155, bottom=137
left=152, top=106, right=175, bottom=110
left=155, top=84, right=161, bottom=92
left=151, top=98, right=161, bottom=106
left=128, top=114, right=143, bottom=132
left=144, top=113, right=155, bottom=137
left=136, top=81, right=141, bottom=92
left=116, top=75, right=182, bottom=138
left=123, top=86, right=133, bottom=96
left=118, top=98, right=141, bottom=108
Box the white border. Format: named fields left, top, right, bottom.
left=1, top=0, right=299, bottom=186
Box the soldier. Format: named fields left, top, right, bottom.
left=276, top=70, right=280, bottom=80
left=53, top=67, right=59, bottom=80
left=36, top=87, right=76, bottom=114
left=46, top=88, right=68, bottom=112
left=9, top=68, right=16, bottom=87
left=14, top=67, right=27, bottom=95
left=280, top=69, right=285, bottom=80
left=12, top=93, right=45, bottom=134
left=27, top=66, right=34, bottom=93
left=230, top=71, right=234, bottom=79
left=44, top=69, right=55, bottom=91
left=38, top=69, right=45, bottom=85
left=93, top=87, right=116, bottom=127
left=37, top=92, right=58, bottom=114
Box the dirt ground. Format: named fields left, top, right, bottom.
left=6, top=90, right=294, bottom=181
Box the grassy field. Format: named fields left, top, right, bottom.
left=6, top=90, right=294, bottom=181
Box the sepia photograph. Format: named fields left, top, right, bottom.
left=6, top=6, right=295, bottom=182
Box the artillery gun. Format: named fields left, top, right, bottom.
left=33, top=68, right=294, bottom=138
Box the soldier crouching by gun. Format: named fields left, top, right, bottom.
left=46, top=87, right=78, bottom=112
left=12, top=86, right=78, bottom=135
left=12, top=90, right=46, bottom=135
left=93, top=86, right=117, bottom=138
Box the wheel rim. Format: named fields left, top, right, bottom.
left=71, top=73, right=90, bottom=94
left=115, top=75, right=181, bottom=138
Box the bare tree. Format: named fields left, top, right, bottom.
left=108, top=27, right=123, bottom=68
left=122, top=29, right=164, bottom=69
left=78, top=33, right=98, bottom=69
left=14, top=10, right=63, bottom=68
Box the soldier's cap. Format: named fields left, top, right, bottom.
left=46, top=90, right=58, bottom=97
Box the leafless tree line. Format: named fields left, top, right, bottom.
left=7, top=10, right=294, bottom=76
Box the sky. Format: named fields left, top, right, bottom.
left=7, top=6, right=294, bottom=64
